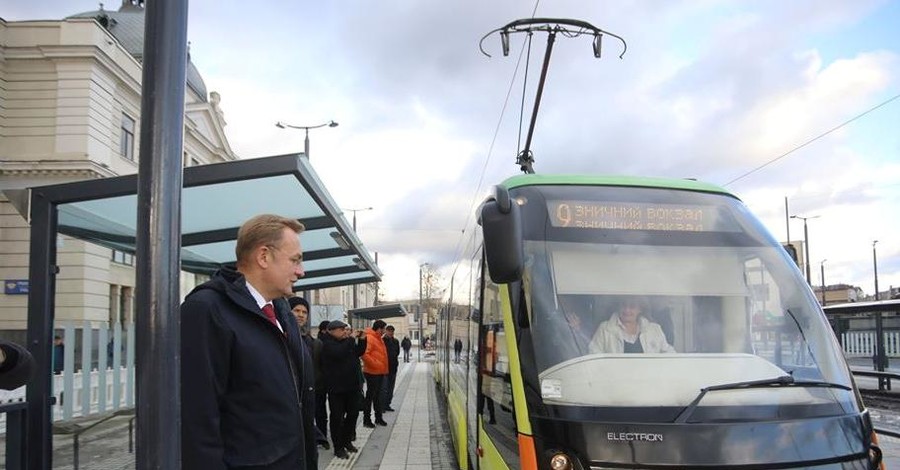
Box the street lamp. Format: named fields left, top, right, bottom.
left=790, top=215, right=819, bottom=285
left=873, top=240, right=880, bottom=300
left=344, top=207, right=373, bottom=310
left=820, top=259, right=827, bottom=306
left=418, top=262, right=429, bottom=361
left=274, top=120, right=338, bottom=159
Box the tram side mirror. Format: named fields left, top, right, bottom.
left=480, top=191, right=524, bottom=284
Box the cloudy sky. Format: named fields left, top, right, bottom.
left=7, top=0, right=900, bottom=300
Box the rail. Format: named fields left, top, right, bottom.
left=876, top=427, right=900, bottom=439
left=852, top=368, right=900, bottom=391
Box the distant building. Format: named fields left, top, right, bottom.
left=813, top=284, right=862, bottom=306
left=0, top=2, right=375, bottom=341
left=0, top=2, right=237, bottom=339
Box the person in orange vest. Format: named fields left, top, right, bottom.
left=361, top=319, right=389, bottom=427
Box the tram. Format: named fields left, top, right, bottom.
left=433, top=174, right=884, bottom=469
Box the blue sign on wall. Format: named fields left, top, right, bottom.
left=4, top=280, right=29, bottom=295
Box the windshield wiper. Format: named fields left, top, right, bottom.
left=674, top=375, right=851, bottom=423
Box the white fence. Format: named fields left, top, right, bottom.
left=0, top=322, right=135, bottom=434
left=2, top=324, right=899, bottom=434
left=842, top=330, right=900, bottom=358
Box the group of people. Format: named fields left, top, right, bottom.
left=309, top=314, right=402, bottom=460
left=180, top=214, right=411, bottom=469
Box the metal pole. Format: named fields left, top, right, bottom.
left=352, top=213, right=357, bottom=309
left=418, top=264, right=424, bottom=361
left=304, top=128, right=310, bottom=159
left=875, top=313, right=887, bottom=390
left=873, top=240, right=880, bottom=301
left=135, top=0, right=188, bottom=467
left=784, top=197, right=790, bottom=245
left=519, top=30, right=557, bottom=174
left=373, top=252, right=379, bottom=305
left=820, top=260, right=826, bottom=306
left=803, top=219, right=811, bottom=285
left=25, top=191, right=58, bottom=469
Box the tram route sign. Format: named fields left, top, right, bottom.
left=547, top=200, right=732, bottom=232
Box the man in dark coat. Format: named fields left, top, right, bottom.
left=401, top=336, right=412, bottom=362
left=320, top=320, right=366, bottom=459
left=381, top=325, right=400, bottom=411
left=315, top=320, right=331, bottom=445
left=181, top=214, right=315, bottom=469
left=289, top=296, right=325, bottom=460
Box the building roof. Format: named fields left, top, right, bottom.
left=67, top=1, right=208, bottom=101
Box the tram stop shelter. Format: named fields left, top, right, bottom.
left=19, top=153, right=382, bottom=466
left=348, top=303, right=408, bottom=329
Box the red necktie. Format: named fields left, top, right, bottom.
left=261, top=304, right=279, bottom=328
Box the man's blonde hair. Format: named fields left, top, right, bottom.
left=235, top=214, right=305, bottom=265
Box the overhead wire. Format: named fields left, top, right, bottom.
left=446, top=0, right=542, bottom=282
left=723, top=92, right=900, bottom=187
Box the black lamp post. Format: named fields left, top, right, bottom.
left=418, top=262, right=429, bottom=361
left=820, top=259, right=827, bottom=306
left=873, top=240, right=880, bottom=301
left=275, top=120, right=339, bottom=159
left=790, top=215, right=819, bottom=285
left=344, top=207, right=373, bottom=311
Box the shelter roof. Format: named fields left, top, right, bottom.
left=348, top=303, right=408, bottom=321
left=32, top=153, right=381, bottom=291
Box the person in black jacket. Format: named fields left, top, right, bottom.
left=320, top=320, right=366, bottom=459
left=401, top=336, right=412, bottom=362
left=289, top=296, right=327, bottom=456
left=381, top=325, right=401, bottom=411
left=315, top=319, right=331, bottom=445
left=181, top=214, right=315, bottom=469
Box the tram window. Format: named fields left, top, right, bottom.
left=479, top=324, right=520, bottom=468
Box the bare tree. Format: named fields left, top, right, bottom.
left=421, top=264, right=444, bottom=324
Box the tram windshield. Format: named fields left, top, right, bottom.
left=514, top=184, right=855, bottom=413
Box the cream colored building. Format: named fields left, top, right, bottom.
left=0, top=2, right=368, bottom=340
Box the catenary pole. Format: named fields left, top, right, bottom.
left=135, top=0, right=188, bottom=467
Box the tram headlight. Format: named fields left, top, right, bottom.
left=549, top=452, right=572, bottom=470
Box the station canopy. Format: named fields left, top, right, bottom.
left=41, top=153, right=381, bottom=291
left=348, top=303, right=408, bottom=321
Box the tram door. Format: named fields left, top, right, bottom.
left=476, top=270, right=520, bottom=469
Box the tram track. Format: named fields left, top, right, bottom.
left=862, top=390, right=900, bottom=438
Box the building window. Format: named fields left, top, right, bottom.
left=120, top=113, right=136, bottom=160
left=111, top=249, right=134, bottom=266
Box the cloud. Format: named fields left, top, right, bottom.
left=12, top=0, right=899, bottom=298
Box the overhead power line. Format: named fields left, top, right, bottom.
left=447, top=0, right=542, bottom=277
left=724, top=92, right=900, bottom=187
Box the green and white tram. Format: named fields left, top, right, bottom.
left=433, top=174, right=883, bottom=470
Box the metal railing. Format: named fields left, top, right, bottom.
left=0, top=322, right=135, bottom=434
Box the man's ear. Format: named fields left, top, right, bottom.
left=255, top=245, right=271, bottom=269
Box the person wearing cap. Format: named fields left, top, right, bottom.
left=361, top=320, right=389, bottom=428
left=180, top=214, right=315, bottom=469
left=320, top=319, right=366, bottom=459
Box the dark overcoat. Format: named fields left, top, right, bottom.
left=181, top=267, right=315, bottom=469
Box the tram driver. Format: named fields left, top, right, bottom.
left=588, top=297, right=676, bottom=354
